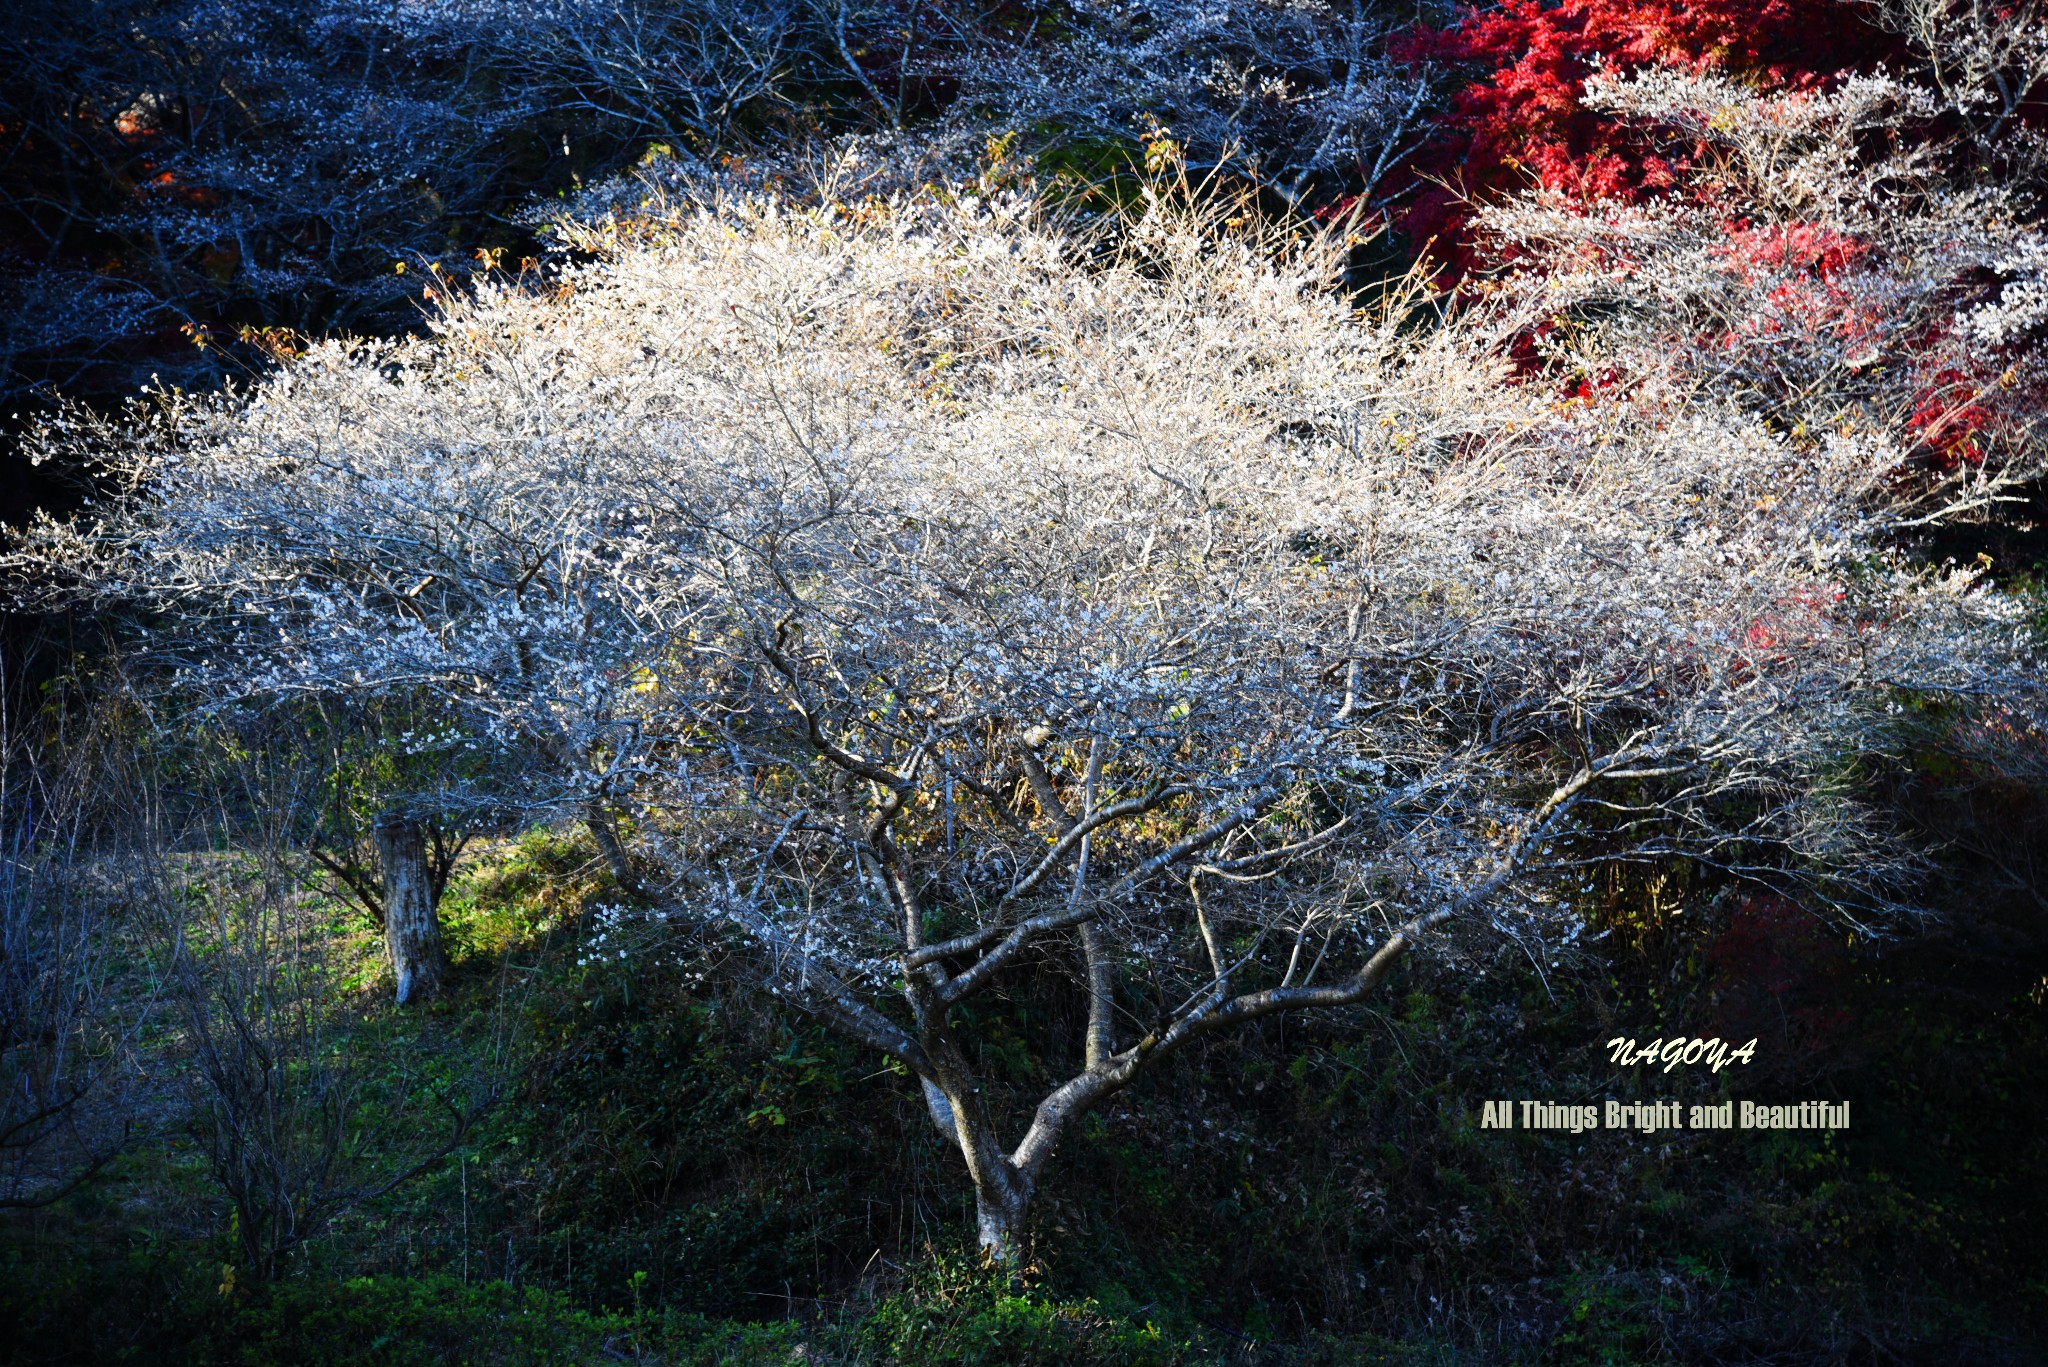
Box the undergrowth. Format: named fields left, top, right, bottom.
left=2, top=826, right=2044, bottom=1365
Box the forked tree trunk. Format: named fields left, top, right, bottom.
left=974, top=1177, right=1031, bottom=1267
left=375, top=812, right=451, bottom=1005
left=922, top=1075, right=1033, bottom=1267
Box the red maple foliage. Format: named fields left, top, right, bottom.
left=1383, top=2, right=2047, bottom=477
left=1391, top=0, right=1900, bottom=260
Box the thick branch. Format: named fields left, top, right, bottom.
left=910, top=784, right=1286, bottom=1008
left=722, top=894, right=936, bottom=1078
left=1075, top=738, right=1113, bottom=1072
left=1005, top=753, right=1631, bottom=1183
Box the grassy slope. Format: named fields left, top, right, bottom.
left=2, top=825, right=2044, bottom=1366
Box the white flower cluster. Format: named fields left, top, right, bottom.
left=13, top=156, right=2040, bottom=1087
left=1962, top=238, right=2048, bottom=348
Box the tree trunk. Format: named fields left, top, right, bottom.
left=920, top=1074, right=1033, bottom=1266
left=585, top=801, right=641, bottom=897
left=974, top=1173, right=1031, bottom=1268
left=375, top=812, right=451, bottom=1005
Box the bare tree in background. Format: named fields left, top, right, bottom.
left=0, top=668, right=147, bottom=1209
left=0, top=0, right=981, bottom=416
left=145, top=729, right=493, bottom=1278
left=978, top=0, right=1440, bottom=209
